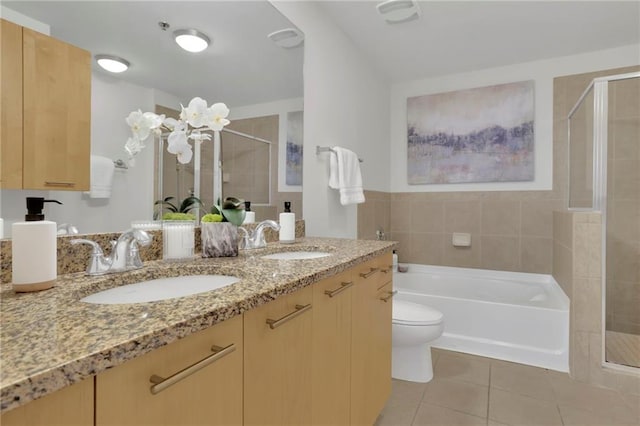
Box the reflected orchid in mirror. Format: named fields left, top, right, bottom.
left=124, top=97, right=230, bottom=165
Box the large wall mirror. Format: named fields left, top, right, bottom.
left=0, top=1, right=303, bottom=238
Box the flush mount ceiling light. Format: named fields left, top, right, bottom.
left=173, top=29, right=211, bottom=53
left=267, top=28, right=304, bottom=49
left=376, top=0, right=421, bottom=24
left=95, top=54, right=130, bottom=73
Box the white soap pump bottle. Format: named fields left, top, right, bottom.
left=243, top=201, right=255, bottom=224
left=279, top=201, right=295, bottom=243
left=12, top=197, right=62, bottom=292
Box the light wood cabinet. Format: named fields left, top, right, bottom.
left=244, top=285, right=313, bottom=426
left=311, top=270, right=353, bottom=426
left=0, top=20, right=90, bottom=191
left=351, top=254, right=394, bottom=426
left=95, top=314, right=243, bottom=426
left=0, top=377, right=93, bottom=426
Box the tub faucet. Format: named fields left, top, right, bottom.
left=71, top=229, right=152, bottom=275
left=239, top=220, right=281, bottom=249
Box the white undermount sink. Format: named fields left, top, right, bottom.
left=81, top=275, right=240, bottom=305
left=261, top=251, right=331, bottom=260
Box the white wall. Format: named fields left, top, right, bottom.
left=272, top=1, right=391, bottom=238
left=230, top=97, right=304, bottom=193
left=390, top=44, right=640, bottom=193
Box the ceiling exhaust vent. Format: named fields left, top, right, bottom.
left=267, top=28, right=304, bottom=49
left=376, top=0, right=421, bottom=24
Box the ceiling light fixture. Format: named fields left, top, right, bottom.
left=267, top=28, right=304, bottom=49
left=376, top=0, right=421, bottom=24
left=95, top=54, right=130, bottom=73
left=173, top=29, right=211, bottom=53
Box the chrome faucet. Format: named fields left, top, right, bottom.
left=71, top=229, right=152, bottom=275
left=239, top=220, right=281, bottom=249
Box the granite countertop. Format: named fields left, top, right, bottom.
left=0, top=237, right=396, bottom=413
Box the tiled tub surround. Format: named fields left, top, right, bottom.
left=0, top=237, right=396, bottom=413
left=0, top=220, right=306, bottom=284
left=553, top=210, right=640, bottom=394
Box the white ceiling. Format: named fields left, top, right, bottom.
left=4, top=1, right=639, bottom=105
left=318, top=1, right=640, bottom=82
left=3, top=1, right=304, bottom=108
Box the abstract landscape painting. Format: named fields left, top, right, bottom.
left=286, top=111, right=303, bottom=186
left=407, top=81, right=535, bottom=184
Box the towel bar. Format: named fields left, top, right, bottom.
left=316, top=146, right=363, bottom=163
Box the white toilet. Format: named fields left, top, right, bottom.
left=392, top=299, right=444, bottom=383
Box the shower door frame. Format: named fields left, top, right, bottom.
left=567, top=71, right=640, bottom=374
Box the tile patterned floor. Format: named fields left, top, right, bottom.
left=376, top=349, right=640, bottom=426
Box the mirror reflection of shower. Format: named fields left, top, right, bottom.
left=568, top=71, right=640, bottom=370
left=153, top=106, right=273, bottom=220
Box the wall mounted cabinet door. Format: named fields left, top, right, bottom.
left=22, top=27, right=91, bottom=191
left=96, top=315, right=243, bottom=426
left=311, top=270, right=353, bottom=426
left=351, top=254, right=393, bottom=425
left=0, top=378, right=93, bottom=426
left=244, top=285, right=313, bottom=425
left=0, top=19, right=23, bottom=188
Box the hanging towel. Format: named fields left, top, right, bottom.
left=87, top=155, right=115, bottom=198
left=329, top=146, right=365, bottom=205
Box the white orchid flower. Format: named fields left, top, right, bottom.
left=126, top=110, right=153, bottom=141
left=167, top=130, right=188, bottom=154
left=163, top=117, right=184, bottom=132
left=125, top=136, right=145, bottom=157
left=189, top=131, right=212, bottom=142
left=175, top=143, right=193, bottom=164
left=144, top=112, right=164, bottom=130
left=183, top=97, right=208, bottom=128
left=204, top=102, right=230, bottom=131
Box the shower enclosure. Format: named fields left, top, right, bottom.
left=568, top=71, right=640, bottom=369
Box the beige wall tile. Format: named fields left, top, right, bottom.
left=442, top=241, right=482, bottom=269
left=481, top=200, right=521, bottom=236
left=611, top=159, right=640, bottom=200
left=522, top=199, right=563, bottom=237
left=410, top=233, right=444, bottom=266
left=411, top=200, right=444, bottom=233
left=553, top=242, right=573, bottom=297
left=573, top=222, right=590, bottom=278
left=573, top=279, right=602, bottom=333
left=444, top=200, right=482, bottom=234
left=390, top=232, right=412, bottom=263
left=480, top=236, right=520, bottom=271
left=611, top=117, right=640, bottom=161
left=390, top=204, right=412, bottom=233
left=609, top=199, right=640, bottom=242
left=612, top=76, right=640, bottom=119
left=571, top=331, right=591, bottom=382
left=521, top=237, right=553, bottom=274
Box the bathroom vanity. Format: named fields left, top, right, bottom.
left=0, top=238, right=395, bottom=426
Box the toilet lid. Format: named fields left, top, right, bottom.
left=393, top=299, right=443, bottom=326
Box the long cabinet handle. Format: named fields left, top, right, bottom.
left=266, top=304, right=312, bottom=329
left=359, top=267, right=379, bottom=279
left=381, top=264, right=394, bottom=274
left=380, top=290, right=398, bottom=302
left=149, top=344, right=236, bottom=394
left=44, top=181, right=75, bottom=187
left=324, top=281, right=353, bottom=298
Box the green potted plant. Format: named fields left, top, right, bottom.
left=154, top=196, right=203, bottom=221
left=201, top=197, right=246, bottom=257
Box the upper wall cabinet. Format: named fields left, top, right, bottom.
left=0, top=19, right=91, bottom=191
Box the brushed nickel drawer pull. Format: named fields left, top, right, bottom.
left=266, top=304, right=312, bottom=329
left=324, top=281, right=353, bottom=298
left=149, top=343, right=236, bottom=394
left=380, top=290, right=398, bottom=302
left=381, top=264, right=394, bottom=274
left=44, top=181, right=75, bottom=187
left=360, top=267, right=379, bottom=279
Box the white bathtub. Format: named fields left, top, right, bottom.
left=393, top=264, right=569, bottom=372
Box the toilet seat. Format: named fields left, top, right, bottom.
left=393, top=300, right=443, bottom=326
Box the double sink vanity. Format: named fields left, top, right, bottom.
left=1, top=236, right=396, bottom=425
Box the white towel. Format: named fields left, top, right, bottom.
left=328, top=146, right=365, bottom=205
left=88, top=155, right=115, bottom=198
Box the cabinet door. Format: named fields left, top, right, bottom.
left=244, top=286, right=313, bottom=426
left=0, top=19, right=23, bottom=189
left=96, top=315, right=243, bottom=426
left=351, top=254, right=393, bottom=426
left=22, top=28, right=90, bottom=191
left=1, top=377, right=93, bottom=426
left=312, top=270, right=353, bottom=426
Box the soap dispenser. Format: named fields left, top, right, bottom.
left=279, top=201, right=295, bottom=243
left=243, top=201, right=255, bottom=224
left=12, top=197, right=62, bottom=292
